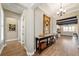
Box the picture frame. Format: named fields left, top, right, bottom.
left=9, top=24, right=16, bottom=31
left=43, top=14, right=50, bottom=35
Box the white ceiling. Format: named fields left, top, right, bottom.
left=2, top=3, right=39, bottom=14
left=38, top=3, right=79, bottom=15
left=2, top=3, right=24, bottom=14
left=19, top=3, right=34, bottom=8
left=2, top=3, right=79, bottom=15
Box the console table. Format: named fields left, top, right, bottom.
left=36, top=34, right=55, bottom=53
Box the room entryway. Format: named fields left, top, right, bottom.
left=0, top=6, right=26, bottom=56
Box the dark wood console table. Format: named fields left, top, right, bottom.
left=36, top=34, right=55, bottom=53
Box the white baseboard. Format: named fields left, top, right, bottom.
left=6, top=39, right=17, bottom=42
left=24, top=45, right=28, bottom=55
left=0, top=44, right=7, bottom=54
left=24, top=46, right=35, bottom=56
left=18, top=41, right=24, bottom=44
left=4, top=44, right=7, bottom=47
left=18, top=40, right=21, bottom=43
left=27, top=51, right=35, bottom=56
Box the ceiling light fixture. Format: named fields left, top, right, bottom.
left=57, top=3, right=66, bottom=16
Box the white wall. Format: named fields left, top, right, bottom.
left=4, top=10, right=21, bottom=41
left=52, top=16, right=57, bottom=34
left=35, top=7, right=43, bottom=37
left=20, top=12, right=25, bottom=44
left=0, top=4, right=4, bottom=54
left=35, top=7, right=53, bottom=37
left=6, top=17, right=17, bottom=40
left=23, top=8, right=35, bottom=55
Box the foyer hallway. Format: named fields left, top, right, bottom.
left=1, top=40, right=27, bottom=56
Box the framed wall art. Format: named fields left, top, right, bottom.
left=43, top=14, right=50, bottom=35
left=9, top=24, right=16, bottom=31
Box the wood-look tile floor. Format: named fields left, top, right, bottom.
left=1, top=36, right=79, bottom=56
left=35, top=36, right=79, bottom=56
left=1, top=40, right=27, bottom=56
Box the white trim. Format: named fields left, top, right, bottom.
left=18, top=40, right=24, bottom=45
left=27, top=51, right=35, bottom=56
left=34, top=49, right=36, bottom=53
left=6, top=39, right=17, bottom=42
left=24, top=45, right=27, bottom=55
left=4, top=44, right=7, bottom=47
left=24, top=46, right=35, bottom=56
left=0, top=44, right=7, bottom=54
left=21, top=42, right=24, bottom=45
left=18, top=40, right=21, bottom=43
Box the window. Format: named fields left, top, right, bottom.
left=63, top=26, right=65, bottom=31
left=69, top=26, right=71, bottom=32
left=62, top=25, right=75, bottom=32
left=66, top=26, right=68, bottom=31
left=72, top=26, right=75, bottom=32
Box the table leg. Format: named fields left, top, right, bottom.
left=47, top=38, right=48, bottom=46
left=39, top=40, right=41, bottom=53
left=36, top=39, right=37, bottom=51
